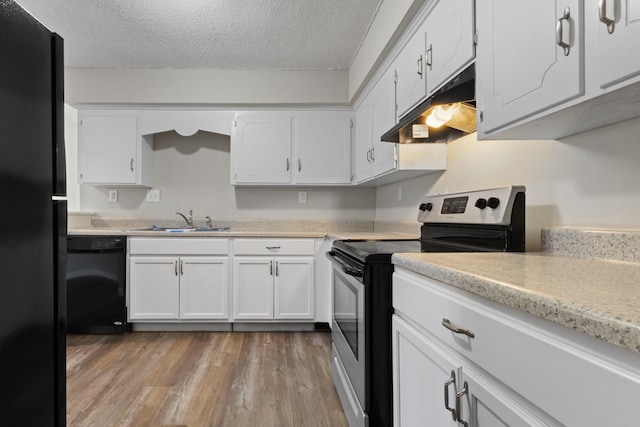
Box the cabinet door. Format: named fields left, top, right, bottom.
left=274, top=257, right=314, bottom=320
left=476, top=0, right=583, bottom=136
left=354, top=95, right=373, bottom=183
left=293, top=115, right=352, bottom=184
left=78, top=113, right=138, bottom=184
left=232, top=113, right=292, bottom=184
left=129, top=257, right=179, bottom=320
left=180, top=257, right=229, bottom=320
left=596, top=0, right=640, bottom=89
left=425, top=0, right=475, bottom=96
left=462, top=367, right=557, bottom=427
left=233, top=257, right=274, bottom=320
left=392, top=316, right=460, bottom=427
left=371, top=67, right=399, bottom=177
left=395, top=21, right=428, bottom=118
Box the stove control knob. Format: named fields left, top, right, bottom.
left=487, top=197, right=500, bottom=209
left=475, top=198, right=487, bottom=209
left=419, top=202, right=433, bottom=212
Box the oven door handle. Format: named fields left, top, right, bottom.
left=326, top=251, right=364, bottom=278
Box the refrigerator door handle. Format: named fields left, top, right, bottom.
left=52, top=195, right=68, bottom=201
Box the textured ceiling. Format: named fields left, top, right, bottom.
left=15, top=0, right=382, bottom=70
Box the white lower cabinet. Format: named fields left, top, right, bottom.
left=392, top=317, right=547, bottom=427
left=128, top=238, right=230, bottom=322
left=392, top=267, right=640, bottom=427
left=232, top=239, right=315, bottom=321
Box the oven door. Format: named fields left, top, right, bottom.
left=328, top=253, right=366, bottom=414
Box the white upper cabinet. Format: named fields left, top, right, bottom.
left=78, top=110, right=153, bottom=186
left=370, top=67, right=399, bottom=178
left=596, top=0, right=640, bottom=89
left=231, top=111, right=352, bottom=186
left=354, top=94, right=374, bottom=184
left=293, top=114, right=351, bottom=184
left=476, top=0, right=583, bottom=137
left=231, top=112, right=292, bottom=184
left=425, top=0, right=476, bottom=97
left=476, top=0, right=640, bottom=140
left=395, top=0, right=476, bottom=118
left=395, top=18, right=429, bottom=118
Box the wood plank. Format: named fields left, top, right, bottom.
left=66, top=332, right=348, bottom=427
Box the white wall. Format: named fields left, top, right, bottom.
left=78, top=130, right=376, bottom=221
left=375, top=116, right=640, bottom=250
left=65, top=68, right=349, bottom=106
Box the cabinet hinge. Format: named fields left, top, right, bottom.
left=80, top=119, right=83, bottom=127
left=394, top=70, right=398, bottom=83
left=350, top=118, right=354, bottom=128
left=233, top=120, right=237, bottom=127
left=473, top=32, right=478, bottom=45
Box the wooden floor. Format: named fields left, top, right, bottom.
left=66, top=331, right=348, bottom=427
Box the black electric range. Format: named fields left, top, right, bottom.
left=327, top=186, right=526, bottom=427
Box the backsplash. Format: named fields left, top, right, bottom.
left=541, top=227, right=640, bottom=263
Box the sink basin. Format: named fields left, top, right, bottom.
left=127, top=226, right=230, bottom=232
left=194, top=227, right=231, bottom=232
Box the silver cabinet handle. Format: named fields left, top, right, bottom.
left=180, top=260, right=184, bottom=276
left=442, top=318, right=475, bottom=338
left=275, top=261, right=279, bottom=277
left=416, top=54, right=423, bottom=77
left=426, top=44, right=433, bottom=69
left=174, top=260, right=178, bottom=276
left=370, top=147, right=375, bottom=162
left=456, top=381, right=469, bottom=427
left=298, top=158, right=302, bottom=172
left=286, top=158, right=290, bottom=171
left=444, top=371, right=457, bottom=421
left=599, top=0, right=615, bottom=34
left=265, top=246, right=281, bottom=250
left=270, top=260, right=273, bottom=276
left=366, top=148, right=371, bottom=163
left=130, top=158, right=134, bottom=172
left=556, top=7, right=571, bottom=56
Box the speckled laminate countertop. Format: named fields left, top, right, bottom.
left=392, top=251, right=640, bottom=353
left=68, top=227, right=416, bottom=240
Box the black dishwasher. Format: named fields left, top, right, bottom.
left=66, top=235, right=129, bottom=334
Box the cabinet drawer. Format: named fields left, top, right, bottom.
left=129, top=238, right=228, bottom=255
left=393, top=268, right=640, bottom=427
left=233, top=239, right=315, bottom=256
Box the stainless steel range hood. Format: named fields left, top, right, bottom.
left=381, top=64, right=476, bottom=144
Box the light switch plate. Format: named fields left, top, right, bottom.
left=299, top=191, right=307, bottom=203
left=108, top=189, right=118, bottom=202
left=146, top=188, right=161, bottom=203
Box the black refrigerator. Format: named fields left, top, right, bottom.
left=0, top=1, right=67, bottom=426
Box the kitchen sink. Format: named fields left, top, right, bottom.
left=128, top=226, right=231, bottom=232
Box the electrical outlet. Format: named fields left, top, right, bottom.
left=146, top=188, right=161, bottom=203
left=299, top=191, right=307, bottom=204
left=108, top=189, right=118, bottom=202
left=397, top=186, right=403, bottom=201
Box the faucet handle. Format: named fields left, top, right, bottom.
left=205, top=215, right=213, bottom=229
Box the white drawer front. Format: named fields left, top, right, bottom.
left=393, top=268, right=640, bottom=427
left=129, top=237, right=228, bottom=255
left=233, top=239, right=315, bottom=256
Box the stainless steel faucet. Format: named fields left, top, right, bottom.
left=205, top=216, right=213, bottom=229
left=174, top=210, right=193, bottom=227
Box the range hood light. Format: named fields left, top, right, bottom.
left=426, top=104, right=458, bottom=128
